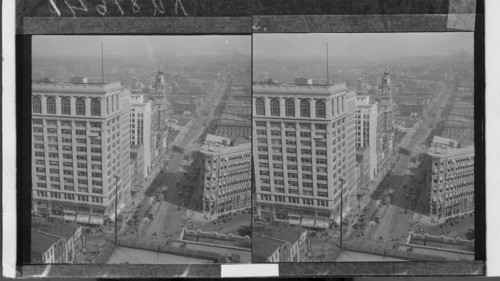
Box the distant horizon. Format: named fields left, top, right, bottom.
left=32, top=35, right=251, bottom=59
left=253, top=33, right=474, bottom=61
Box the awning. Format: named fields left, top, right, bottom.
left=314, top=220, right=330, bottom=229
left=288, top=218, right=301, bottom=225
left=89, top=216, right=104, bottom=226
left=64, top=214, right=76, bottom=221
left=75, top=215, right=90, bottom=224
left=300, top=218, right=316, bottom=228
left=333, top=216, right=340, bottom=226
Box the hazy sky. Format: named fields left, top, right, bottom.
left=254, top=33, right=474, bottom=60
left=33, top=35, right=251, bottom=59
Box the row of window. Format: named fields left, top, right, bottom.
left=260, top=167, right=329, bottom=177
left=255, top=97, right=345, bottom=118
left=36, top=191, right=104, bottom=203
left=255, top=121, right=342, bottom=130
left=260, top=186, right=329, bottom=198
left=33, top=96, right=101, bottom=116
left=260, top=194, right=330, bottom=206
left=34, top=151, right=102, bottom=161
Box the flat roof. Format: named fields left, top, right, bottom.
left=253, top=83, right=348, bottom=95
left=426, top=144, right=474, bottom=158
left=432, top=135, right=458, bottom=146
left=31, top=230, right=59, bottom=254
left=252, top=235, right=283, bottom=260
left=105, top=246, right=211, bottom=264
left=32, top=81, right=122, bottom=93
left=32, top=220, right=80, bottom=240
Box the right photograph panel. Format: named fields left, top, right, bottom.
left=251, top=33, right=475, bottom=262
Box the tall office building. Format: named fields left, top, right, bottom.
left=423, top=137, right=474, bottom=221
left=253, top=82, right=357, bottom=228
left=375, top=69, right=395, bottom=168
left=32, top=79, right=131, bottom=224
left=201, top=135, right=252, bottom=217
left=130, top=93, right=152, bottom=176
left=354, top=95, right=378, bottom=180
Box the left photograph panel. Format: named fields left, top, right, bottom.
left=30, top=35, right=252, bottom=264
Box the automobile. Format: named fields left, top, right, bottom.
left=403, top=184, right=407, bottom=189
left=405, top=193, right=409, bottom=199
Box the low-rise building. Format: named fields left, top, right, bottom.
left=31, top=220, right=83, bottom=264
left=216, top=115, right=251, bottom=139
left=225, top=100, right=251, bottom=117
left=443, top=115, right=474, bottom=141
left=252, top=224, right=308, bottom=262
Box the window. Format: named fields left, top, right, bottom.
left=270, top=99, right=280, bottom=116
left=61, top=98, right=70, bottom=114
left=46, top=97, right=56, bottom=114
left=300, top=100, right=310, bottom=117
left=33, top=97, right=42, bottom=113
left=91, top=99, right=101, bottom=116
left=76, top=98, right=85, bottom=115
left=316, top=100, right=326, bottom=118
left=285, top=99, right=295, bottom=116
left=337, top=96, right=340, bottom=114
left=256, top=98, right=265, bottom=115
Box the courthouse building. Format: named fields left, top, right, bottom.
left=252, top=81, right=357, bottom=228
left=31, top=79, right=131, bottom=224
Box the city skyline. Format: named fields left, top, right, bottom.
left=253, top=33, right=474, bottom=61
left=33, top=35, right=251, bottom=59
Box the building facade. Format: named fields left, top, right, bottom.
left=423, top=143, right=474, bottom=221
left=130, top=94, right=152, bottom=176
left=202, top=135, right=252, bottom=217
left=32, top=80, right=131, bottom=223
left=443, top=117, right=474, bottom=141
left=216, top=116, right=252, bottom=139
left=354, top=95, right=378, bottom=180
left=374, top=70, right=395, bottom=170
left=252, top=83, right=358, bottom=227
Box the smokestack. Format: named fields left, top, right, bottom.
left=101, top=42, right=104, bottom=83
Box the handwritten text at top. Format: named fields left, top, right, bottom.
left=49, top=0, right=188, bottom=17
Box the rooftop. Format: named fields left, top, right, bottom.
left=253, top=82, right=348, bottom=95
left=32, top=220, right=81, bottom=240
left=32, top=81, right=122, bottom=93
left=31, top=230, right=60, bottom=254
left=252, top=225, right=305, bottom=260
left=431, top=136, right=459, bottom=147
left=426, top=143, right=474, bottom=158
left=252, top=235, right=284, bottom=261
